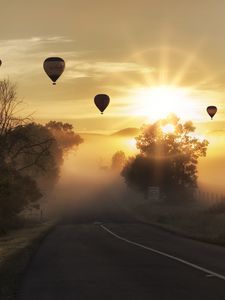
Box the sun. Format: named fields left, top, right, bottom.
left=133, top=85, right=196, bottom=121
left=162, top=124, right=175, bottom=134
left=126, top=138, right=136, bottom=148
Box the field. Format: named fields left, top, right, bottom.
left=131, top=199, right=225, bottom=246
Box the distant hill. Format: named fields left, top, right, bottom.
left=112, top=128, right=140, bottom=137
left=79, top=132, right=106, bottom=137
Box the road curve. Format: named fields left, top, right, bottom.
left=17, top=214, right=225, bottom=300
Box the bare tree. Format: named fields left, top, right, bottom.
left=0, top=79, right=26, bottom=135
left=0, top=80, right=57, bottom=174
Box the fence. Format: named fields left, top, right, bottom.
left=196, top=189, right=225, bottom=204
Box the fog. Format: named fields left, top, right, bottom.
left=43, top=134, right=142, bottom=217
left=43, top=132, right=225, bottom=218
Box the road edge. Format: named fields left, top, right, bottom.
left=134, top=215, right=225, bottom=248
left=0, top=222, right=56, bottom=300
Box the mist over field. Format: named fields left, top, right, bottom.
left=43, top=127, right=225, bottom=219
left=46, top=133, right=137, bottom=211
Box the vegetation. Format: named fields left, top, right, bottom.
left=0, top=79, right=83, bottom=228
left=0, top=166, right=41, bottom=219
left=0, top=222, right=54, bottom=300
left=122, top=114, right=209, bottom=202
left=111, top=151, right=126, bottom=171
left=46, top=121, right=83, bottom=152
left=127, top=198, right=225, bottom=247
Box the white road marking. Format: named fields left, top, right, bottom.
left=94, top=222, right=102, bottom=225
left=101, top=224, right=225, bottom=282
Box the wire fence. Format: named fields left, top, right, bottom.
left=196, top=189, right=225, bottom=204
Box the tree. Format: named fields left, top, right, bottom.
left=2, top=123, right=63, bottom=184
left=0, top=80, right=53, bottom=220
left=0, top=164, right=42, bottom=218
left=45, top=121, right=83, bottom=152
left=122, top=155, right=159, bottom=197
left=0, top=79, right=29, bottom=136
left=122, top=114, right=209, bottom=202
left=0, top=80, right=81, bottom=220
left=0, top=80, right=60, bottom=176
left=111, top=151, right=126, bottom=171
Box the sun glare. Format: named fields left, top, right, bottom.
left=133, top=85, right=197, bottom=121
left=127, top=138, right=137, bottom=149
left=162, top=124, right=175, bottom=134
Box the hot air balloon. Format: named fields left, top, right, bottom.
left=207, top=106, right=217, bottom=120
left=94, top=94, right=110, bottom=114
left=0, top=60, right=2, bottom=67
left=43, top=57, right=65, bottom=85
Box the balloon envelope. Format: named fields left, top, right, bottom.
left=94, top=94, right=110, bottom=114
left=0, top=60, right=2, bottom=67
left=207, top=106, right=217, bottom=119
left=43, top=57, right=65, bottom=85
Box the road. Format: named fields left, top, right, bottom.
left=18, top=204, right=225, bottom=299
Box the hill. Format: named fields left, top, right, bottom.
left=111, top=128, right=140, bottom=137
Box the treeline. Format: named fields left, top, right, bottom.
left=0, top=79, right=83, bottom=227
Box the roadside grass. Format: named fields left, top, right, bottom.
left=129, top=199, right=225, bottom=246
left=0, top=221, right=54, bottom=300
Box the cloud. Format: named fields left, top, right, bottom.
left=0, top=36, right=77, bottom=76
left=64, top=61, right=154, bottom=79
left=0, top=36, right=154, bottom=81
left=0, top=36, right=73, bottom=55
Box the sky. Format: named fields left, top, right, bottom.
left=0, top=0, right=225, bottom=133
left=1, top=0, right=225, bottom=190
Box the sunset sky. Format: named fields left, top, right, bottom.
left=1, top=0, right=225, bottom=134
left=1, top=0, right=225, bottom=190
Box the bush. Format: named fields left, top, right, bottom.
left=0, top=165, right=42, bottom=219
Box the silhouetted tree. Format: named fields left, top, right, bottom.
left=0, top=80, right=84, bottom=220
left=46, top=121, right=83, bottom=152
left=111, top=151, right=126, bottom=171
left=0, top=79, right=28, bottom=136
left=122, top=114, right=209, bottom=202
left=2, top=123, right=63, bottom=185
left=0, top=164, right=42, bottom=218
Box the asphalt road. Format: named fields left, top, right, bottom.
left=18, top=205, right=225, bottom=300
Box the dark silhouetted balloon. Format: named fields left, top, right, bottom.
left=43, top=57, right=65, bottom=85
left=94, top=94, right=110, bottom=114
left=207, top=106, right=217, bottom=120
left=0, top=60, right=2, bottom=67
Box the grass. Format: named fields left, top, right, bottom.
left=0, top=221, right=54, bottom=300
left=129, top=199, right=225, bottom=246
